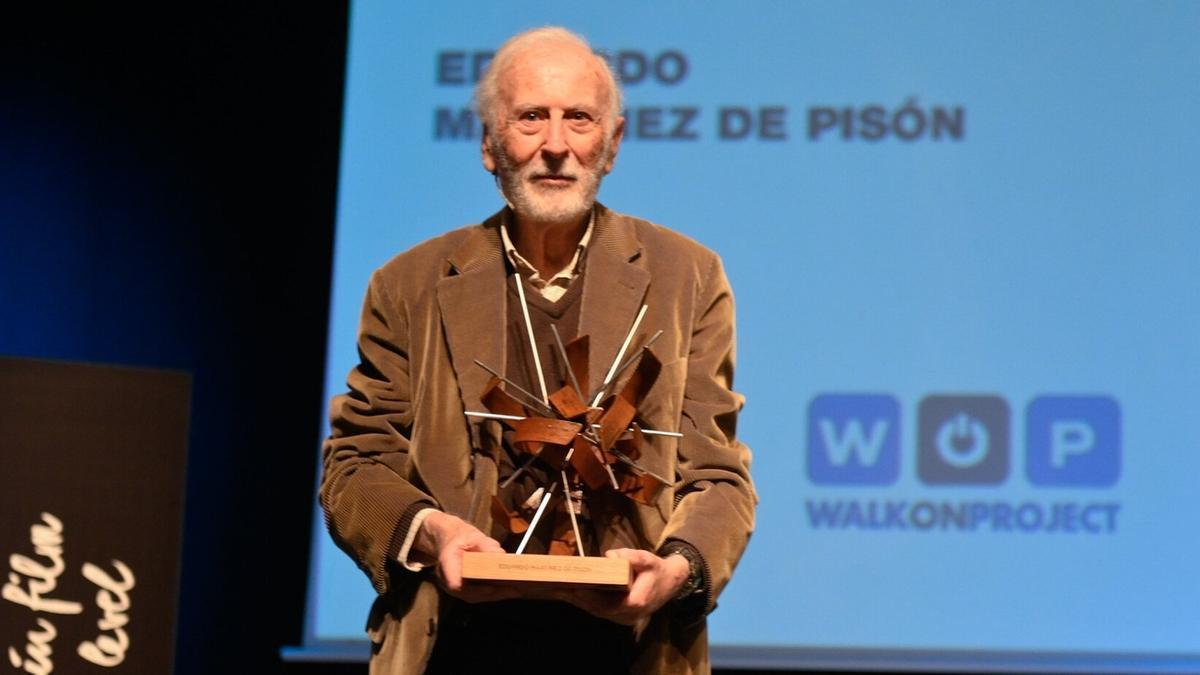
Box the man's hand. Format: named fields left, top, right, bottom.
left=561, top=548, right=690, bottom=626
left=414, top=511, right=517, bottom=603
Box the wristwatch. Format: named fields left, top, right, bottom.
left=660, top=540, right=704, bottom=602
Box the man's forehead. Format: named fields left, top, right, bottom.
left=499, top=45, right=607, bottom=102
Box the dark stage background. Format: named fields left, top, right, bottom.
left=2, top=4, right=343, bottom=673
left=0, top=5, right=787, bottom=674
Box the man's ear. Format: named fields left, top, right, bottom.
left=481, top=125, right=497, bottom=173
left=603, top=117, right=625, bottom=174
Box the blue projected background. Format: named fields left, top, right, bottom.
left=304, top=1, right=1200, bottom=670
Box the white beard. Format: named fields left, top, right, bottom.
left=492, top=138, right=611, bottom=225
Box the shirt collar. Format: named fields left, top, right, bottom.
left=499, top=208, right=594, bottom=291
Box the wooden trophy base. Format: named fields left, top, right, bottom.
left=461, top=552, right=631, bottom=591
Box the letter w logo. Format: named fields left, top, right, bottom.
left=807, top=394, right=901, bottom=485
left=818, top=419, right=890, bottom=466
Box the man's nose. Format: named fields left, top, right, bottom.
left=541, top=117, right=569, bottom=157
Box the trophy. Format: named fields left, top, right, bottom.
left=460, top=278, right=678, bottom=592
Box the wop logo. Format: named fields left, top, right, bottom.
left=807, top=393, right=1120, bottom=487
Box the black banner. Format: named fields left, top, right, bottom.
left=1, top=357, right=189, bottom=673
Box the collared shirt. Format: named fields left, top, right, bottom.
left=499, top=209, right=593, bottom=302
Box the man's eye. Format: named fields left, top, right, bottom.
left=519, top=111, right=541, bottom=121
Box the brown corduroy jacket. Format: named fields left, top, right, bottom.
left=321, top=204, right=756, bottom=674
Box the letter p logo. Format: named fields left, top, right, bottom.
left=807, top=394, right=900, bottom=485
left=1027, top=396, right=1120, bottom=487
left=1051, top=420, right=1095, bottom=468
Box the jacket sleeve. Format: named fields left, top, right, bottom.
left=659, top=252, right=757, bottom=615
left=321, top=268, right=436, bottom=595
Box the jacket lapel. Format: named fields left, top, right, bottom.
left=579, top=204, right=650, bottom=398
left=437, top=212, right=506, bottom=437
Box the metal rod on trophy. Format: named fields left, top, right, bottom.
left=592, top=304, right=648, bottom=407
left=550, top=323, right=584, bottom=401
left=515, top=482, right=557, bottom=555
left=605, top=329, right=664, bottom=391
left=512, top=273, right=549, bottom=405
left=472, top=360, right=556, bottom=418
left=561, top=469, right=585, bottom=557
left=465, top=411, right=682, bottom=438
left=608, top=445, right=674, bottom=486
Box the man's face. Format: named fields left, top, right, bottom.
left=483, top=45, right=623, bottom=226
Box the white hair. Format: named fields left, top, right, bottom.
left=473, top=26, right=623, bottom=133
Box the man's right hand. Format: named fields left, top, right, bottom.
left=414, top=511, right=518, bottom=603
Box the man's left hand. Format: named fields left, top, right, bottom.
left=560, top=548, right=689, bottom=626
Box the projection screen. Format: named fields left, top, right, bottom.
left=294, top=2, right=1200, bottom=671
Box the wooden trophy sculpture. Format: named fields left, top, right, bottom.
left=461, top=283, right=679, bottom=592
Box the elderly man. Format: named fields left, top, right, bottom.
left=322, top=26, right=755, bottom=674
